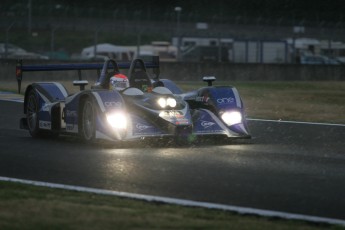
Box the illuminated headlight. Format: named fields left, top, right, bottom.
left=157, top=97, right=177, bottom=108
left=221, top=111, right=242, bottom=126
left=167, top=97, right=177, bottom=107
left=106, top=112, right=127, bottom=129
left=157, top=98, right=167, bottom=108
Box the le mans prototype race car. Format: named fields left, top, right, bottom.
left=17, top=56, right=250, bottom=144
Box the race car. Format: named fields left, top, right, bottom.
left=17, top=56, right=250, bottom=144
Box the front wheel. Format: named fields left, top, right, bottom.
left=26, top=89, right=43, bottom=138
left=80, top=98, right=96, bottom=142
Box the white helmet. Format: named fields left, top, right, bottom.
left=110, top=73, right=129, bottom=91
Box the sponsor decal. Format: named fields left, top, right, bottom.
left=136, top=123, right=152, bottom=131
left=175, top=119, right=190, bottom=125
left=160, top=111, right=183, bottom=118
left=196, top=96, right=210, bottom=103
left=66, top=110, right=77, bottom=117
left=66, top=124, right=78, bottom=132
left=217, top=97, right=235, bottom=104
left=41, top=103, right=50, bottom=112
left=104, top=101, right=122, bottom=108
left=39, top=121, right=51, bottom=129
left=201, top=120, right=215, bottom=129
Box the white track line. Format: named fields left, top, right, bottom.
left=0, top=176, right=344, bottom=226
left=248, top=118, right=345, bottom=127
left=1, top=98, right=24, bottom=103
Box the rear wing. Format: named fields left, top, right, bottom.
left=15, top=56, right=160, bottom=93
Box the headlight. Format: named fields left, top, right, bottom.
left=157, top=97, right=177, bottom=108
left=167, top=97, right=177, bottom=107
left=221, top=111, right=242, bottom=126
left=157, top=98, right=167, bottom=108
left=106, top=112, right=127, bottom=129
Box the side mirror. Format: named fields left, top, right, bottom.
left=203, top=76, right=216, bottom=86
left=73, top=80, right=89, bottom=91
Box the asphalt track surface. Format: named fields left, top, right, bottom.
left=0, top=100, right=345, bottom=221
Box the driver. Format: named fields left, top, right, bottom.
left=109, top=73, right=129, bottom=91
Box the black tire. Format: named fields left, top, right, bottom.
left=80, top=98, right=96, bottom=141
left=26, top=89, right=43, bottom=138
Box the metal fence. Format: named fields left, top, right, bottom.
left=1, top=13, right=345, bottom=63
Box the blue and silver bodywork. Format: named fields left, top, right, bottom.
left=162, top=78, right=250, bottom=139
left=21, top=85, right=191, bottom=141
left=18, top=57, right=250, bottom=144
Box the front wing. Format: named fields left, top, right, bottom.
left=191, top=109, right=250, bottom=138
left=93, top=108, right=250, bottom=142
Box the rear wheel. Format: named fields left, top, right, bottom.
left=80, top=98, right=96, bottom=141
left=26, top=89, right=42, bottom=138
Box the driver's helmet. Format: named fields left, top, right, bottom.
left=109, top=73, right=129, bottom=91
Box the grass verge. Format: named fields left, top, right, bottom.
left=0, top=181, right=342, bottom=230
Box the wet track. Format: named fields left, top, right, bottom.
left=0, top=100, right=345, bottom=220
